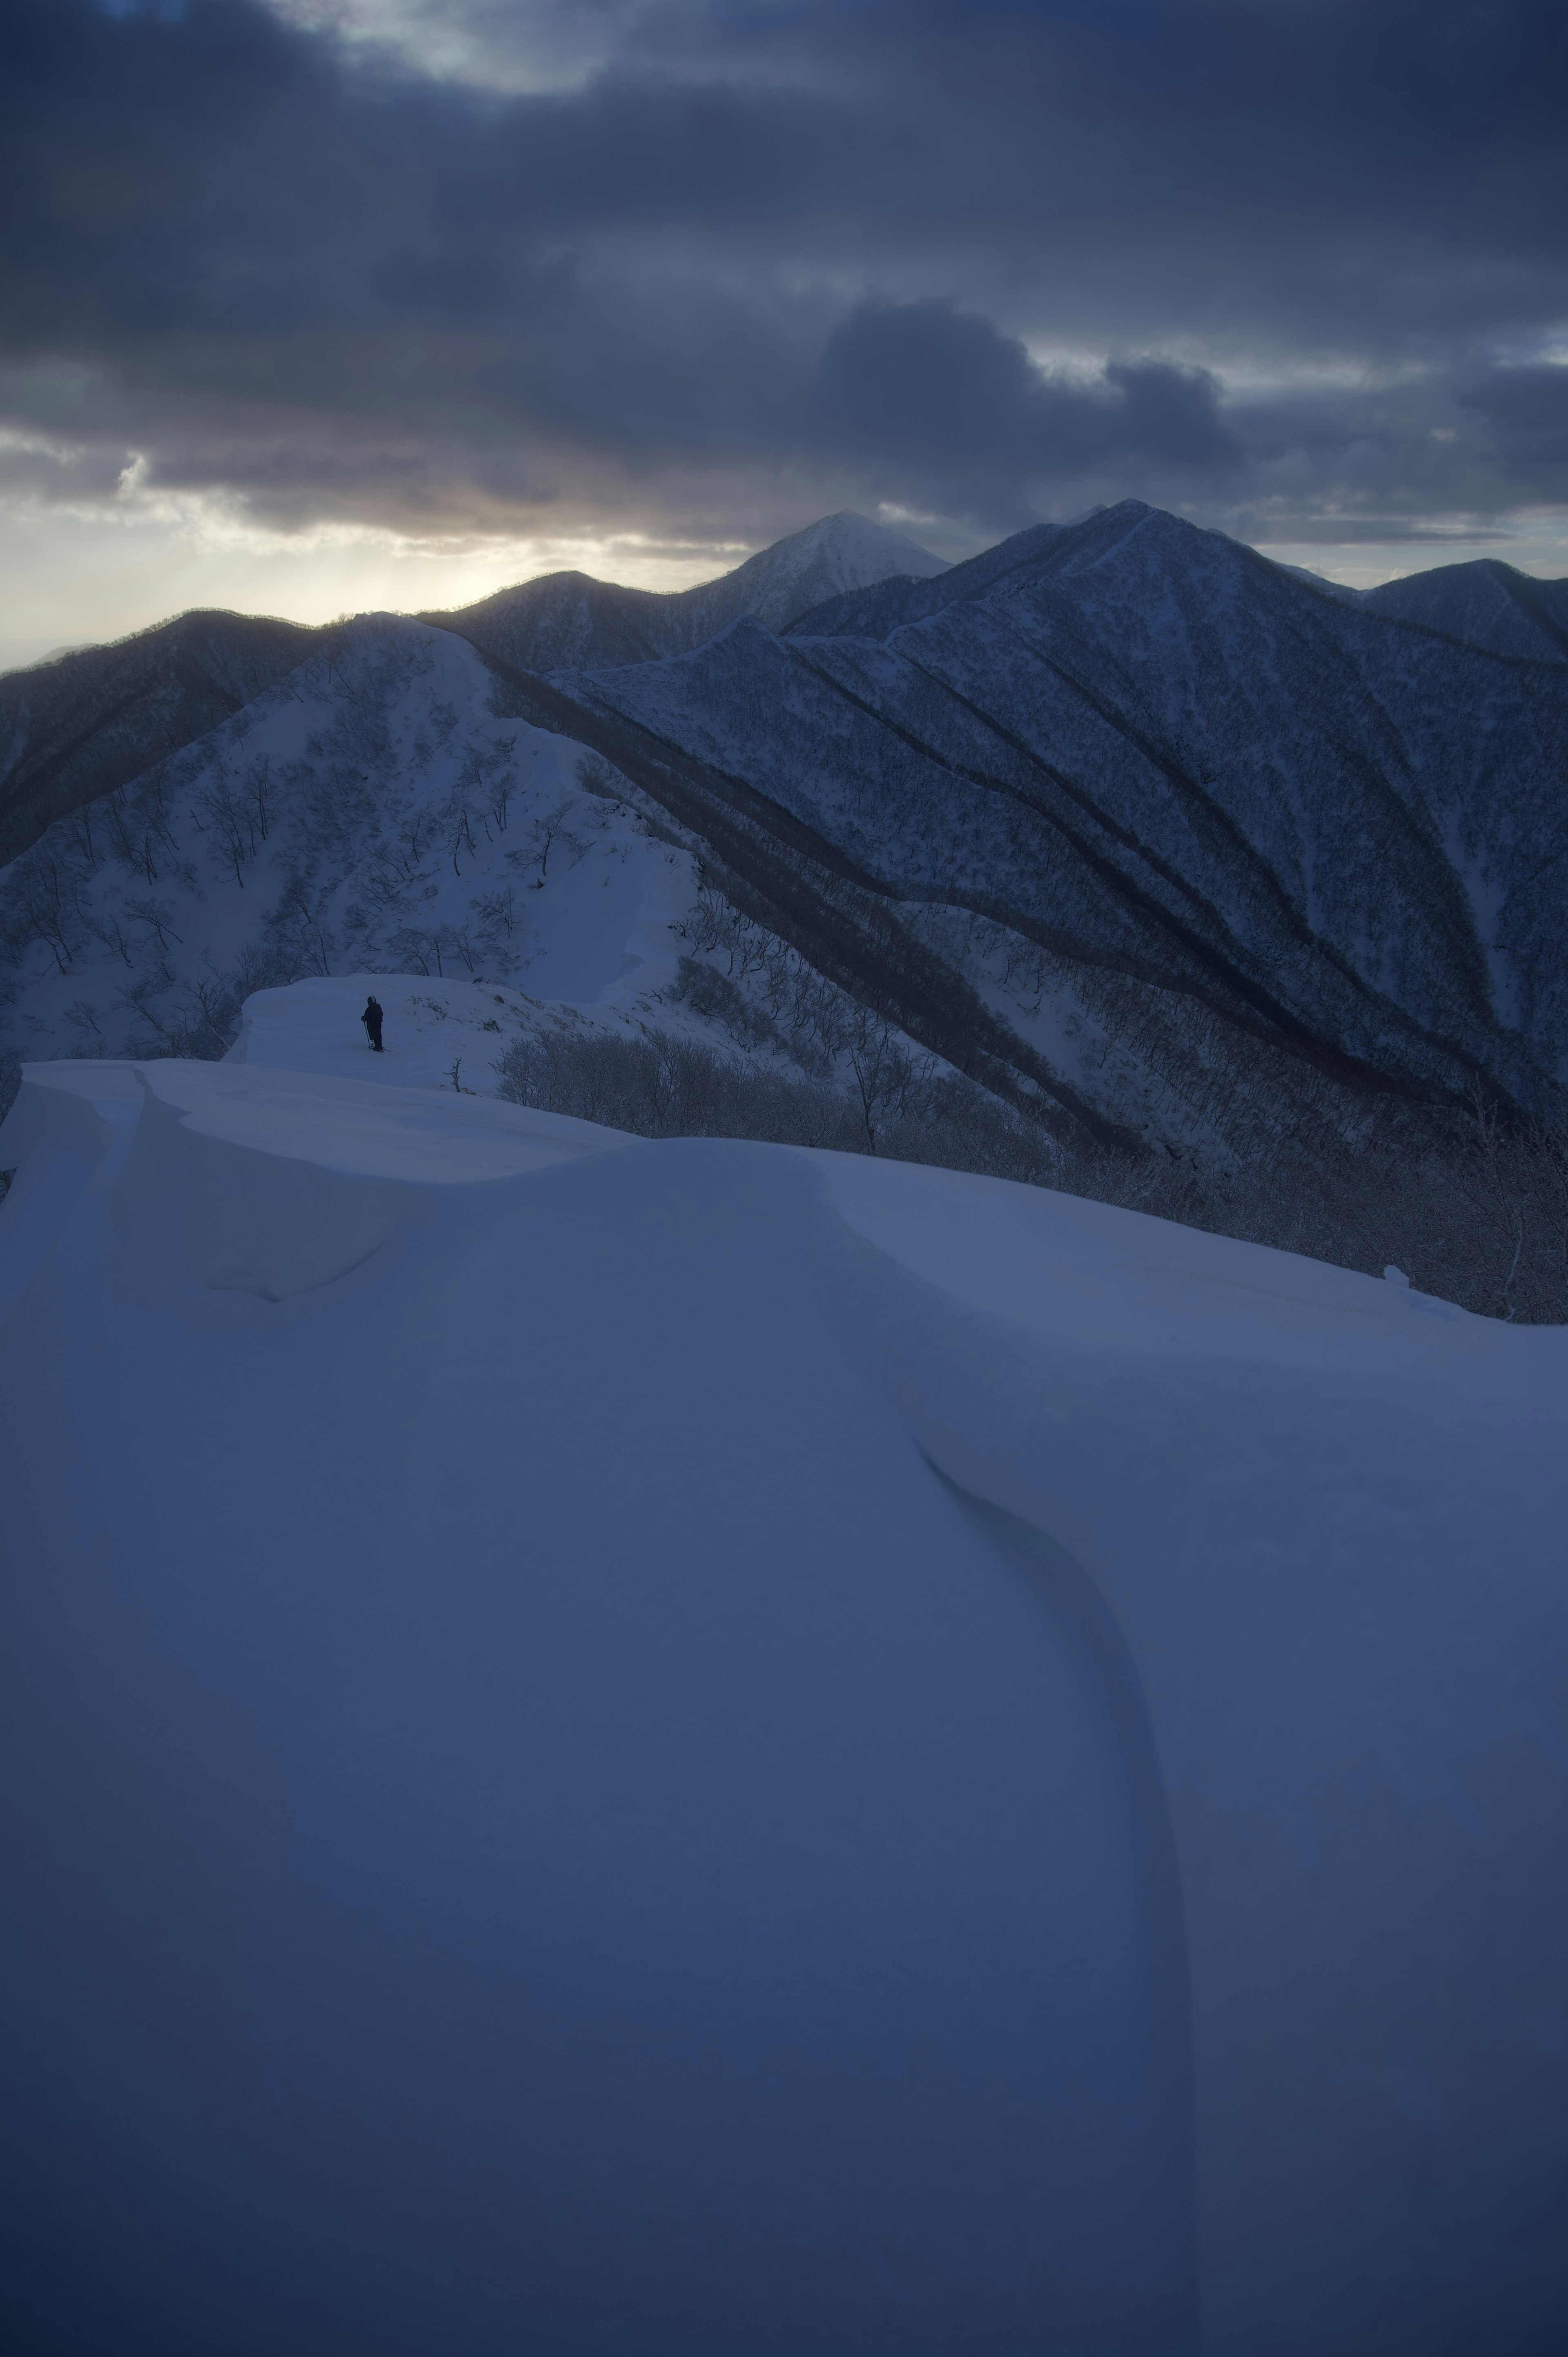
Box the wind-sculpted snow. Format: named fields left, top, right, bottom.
left=2, top=1056, right=1565, bottom=2353
left=539, top=502, right=1568, bottom=1140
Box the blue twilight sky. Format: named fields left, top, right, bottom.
left=2, top=0, right=1566, bottom=665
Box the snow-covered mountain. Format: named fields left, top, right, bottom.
left=428, top=509, right=947, bottom=675
left=0, top=514, right=944, bottom=870
left=519, top=501, right=1568, bottom=1146
left=0, top=607, right=316, bottom=865
left=0, top=618, right=715, bottom=1081
left=2, top=502, right=1564, bottom=1171
left=1361, top=555, right=1568, bottom=664
left=676, top=508, right=950, bottom=635
left=3, top=1037, right=1565, bottom=2351
left=5, top=498, right=1568, bottom=2341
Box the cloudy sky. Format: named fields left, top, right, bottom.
left=3, top=0, right=1566, bottom=666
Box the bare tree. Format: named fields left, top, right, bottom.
left=192, top=766, right=256, bottom=887
left=486, top=739, right=517, bottom=832
left=243, top=755, right=274, bottom=843
left=529, top=801, right=582, bottom=884
left=9, top=850, right=85, bottom=974
left=93, top=914, right=136, bottom=968
left=845, top=1009, right=927, bottom=1154
left=474, top=883, right=518, bottom=940
left=123, top=896, right=183, bottom=954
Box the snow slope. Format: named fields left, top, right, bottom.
left=225, top=971, right=679, bottom=1095
left=671, top=510, right=949, bottom=637
left=0, top=615, right=704, bottom=1088
left=2, top=1042, right=1566, bottom=2355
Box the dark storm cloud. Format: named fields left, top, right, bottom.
left=1459, top=366, right=1568, bottom=486
left=2, top=0, right=1565, bottom=542
left=819, top=303, right=1238, bottom=524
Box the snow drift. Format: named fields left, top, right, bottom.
left=1, top=1047, right=1566, bottom=2355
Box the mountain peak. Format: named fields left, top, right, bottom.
left=676, top=511, right=947, bottom=633
left=425, top=511, right=948, bottom=674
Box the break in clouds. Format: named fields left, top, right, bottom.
left=2, top=0, right=1566, bottom=555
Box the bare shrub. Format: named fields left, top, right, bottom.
left=495, top=1029, right=864, bottom=1149
left=497, top=1023, right=1568, bottom=1323
left=1053, top=1099, right=1568, bottom=1323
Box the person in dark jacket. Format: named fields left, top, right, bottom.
left=362, top=994, right=385, bottom=1051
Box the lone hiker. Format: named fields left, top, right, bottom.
left=362, top=994, right=385, bottom=1052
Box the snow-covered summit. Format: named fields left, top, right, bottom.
left=549, top=496, right=1568, bottom=1139
left=432, top=508, right=946, bottom=673
left=676, top=509, right=948, bottom=636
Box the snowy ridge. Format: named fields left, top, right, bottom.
left=224, top=971, right=684, bottom=1095
left=1362, top=556, right=1568, bottom=664
left=2, top=1044, right=1566, bottom=2349
left=0, top=606, right=317, bottom=864
left=672, top=509, right=949, bottom=636
left=0, top=617, right=714, bottom=1084
left=427, top=510, right=947, bottom=676
left=0, top=513, right=944, bottom=874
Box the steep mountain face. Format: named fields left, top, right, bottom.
left=784, top=516, right=1083, bottom=642
left=1360, top=557, right=1568, bottom=665
left=490, top=502, right=1567, bottom=1148
left=0, top=609, right=319, bottom=867
left=430, top=512, right=945, bottom=676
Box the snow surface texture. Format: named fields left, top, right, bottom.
left=2, top=1044, right=1567, bottom=2355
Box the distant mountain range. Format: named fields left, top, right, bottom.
left=1359, top=557, right=1568, bottom=664
left=0, top=513, right=942, bottom=865
left=1, top=501, right=1563, bottom=1155
left=423, top=511, right=949, bottom=674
